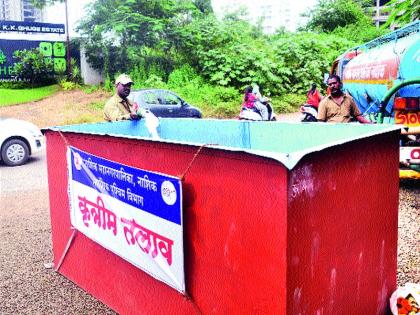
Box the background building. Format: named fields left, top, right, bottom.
left=258, top=0, right=293, bottom=33
left=211, top=0, right=314, bottom=33
left=0, top=0, right=44, bottom=22
left=212, top=0, right=404, bottom=33
left=372, top=0, right=392, bottom=27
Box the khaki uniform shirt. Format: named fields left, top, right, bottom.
left=317, top=94, right=361, bottom=123
left=104, top=94, right=136, bottom=122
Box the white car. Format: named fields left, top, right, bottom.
left=0, top=118, right=45, bottom=166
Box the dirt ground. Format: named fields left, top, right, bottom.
left=0, top=89, right=110, bottom=128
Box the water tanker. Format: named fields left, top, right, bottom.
left=331, top=21, right=420, bottom=179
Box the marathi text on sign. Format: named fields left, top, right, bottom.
left=67, top=146, right=185, bottom=293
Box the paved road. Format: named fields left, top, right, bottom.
left=0, top=150, right=47, bottom=193
left=0, top=149, right=116, bottom=315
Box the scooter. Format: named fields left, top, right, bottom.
left=300, top=104, right=318, bottom=122
left=239, top=97, right=277, bottom=121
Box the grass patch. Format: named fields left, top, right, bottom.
left=172, top=85, right=305, bottom=118
left=272, top=94, right=306, bottom=114
left=82, top=85, right=103, bottom=94
left=0, top=85, right=60, bottom=107
left=89, top=101, right=105, bottom=110
left=64, top=113, right=102, bottom=125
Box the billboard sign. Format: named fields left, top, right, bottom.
left=0, top=21, right=65, bottom=34
left=0, top=39, right=66, bottom=80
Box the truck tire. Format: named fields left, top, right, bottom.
left=1, top=139, right=29, bottom=166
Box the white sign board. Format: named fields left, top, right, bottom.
left=67, top=146, right=185, bottom=293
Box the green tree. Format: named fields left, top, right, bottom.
left=77, top=0, right=201, bottom=78
left=383, top=0, right=420, bottom=28
left=270, top=32, right=356, bottom=93
left=303, top=0, right=370, bottom=32
left=178, top=13, right=355, bottom=94
left=193, top=0, right=213, bottom=14
left=331, top=20, right=386, bottom=44
left=301, top=0, right=385, bottom=43
left=177, top=15, right=266, bottom=86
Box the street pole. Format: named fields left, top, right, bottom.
left=64, top=0, right=72, bottom=78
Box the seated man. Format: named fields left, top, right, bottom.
left=317, top=75, right=371, bottom=124
left=104, top=74, right=143, bottom=122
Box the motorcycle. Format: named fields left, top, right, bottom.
left=300, top=104, right=318, bottom=122
left=239, top=97, right=277, bottom=121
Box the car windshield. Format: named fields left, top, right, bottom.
left=140, top=91, right=160, bottom=105
left=128, top=89, right=202, bottom=119
left=159, top=92, right=180, bottom=105
left=135, top=90, right=181, bottom=106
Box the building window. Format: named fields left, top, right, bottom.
left=379, top=0, right=391, bottom=6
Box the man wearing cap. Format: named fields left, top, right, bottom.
left=317, top=74, right=372, bottom=124
left=104, top=74, right=141, bottom=121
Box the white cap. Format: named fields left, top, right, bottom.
left=115, top=74, right=133, bottom=85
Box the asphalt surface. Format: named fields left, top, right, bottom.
left=0, top=150, right=116, bottom=315
left=0, top=150, right=47, bottom=193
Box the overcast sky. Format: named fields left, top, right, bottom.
left=211, top=0, right=317, bottom=13
left=44, top=0, right=92, bottom=36
left=45, top=0, right=317, bottom=37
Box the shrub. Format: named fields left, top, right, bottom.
left=60, top=80, right=80, bottom=91
left=89, top=101, right=105, bottom=110
left=0, top=81, right=31, bottom=89
left=142, top=75, right=167, bottom=89
left=167, top=65, right=200, bottom=87
left=272, top=94, right=307, bottom=113
left=69, top=58, right=82, bottom=84
left=13, top=48, right=55, bottom=87
left=172, top=79, right=242, bottom=118
left=82, top=85, right=101, bottom=94
left=129, top=63, right=148, bottom=89
left=104, top=74, right=113, bottom=92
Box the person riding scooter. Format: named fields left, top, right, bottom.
left=239, top=85, right=276, bottom=121
left=301, top=83, right=323, bottom=122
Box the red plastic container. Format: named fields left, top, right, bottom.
left=44, top=119, right=400, bottom=314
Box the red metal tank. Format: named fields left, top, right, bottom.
left=44, top=119, right=400, bottom=314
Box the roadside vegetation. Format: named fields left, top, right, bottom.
left=2, top=0, right=415, bottom=119
left=71, top=0, right=387, bottom=117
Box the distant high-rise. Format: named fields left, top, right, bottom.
left=258, top=0, right=293, bottom=33
left=0, top=0, right=44, bottom=22
left=212, top=0, right=301, bottom=33
left=372, top=0, right=391, bottom=27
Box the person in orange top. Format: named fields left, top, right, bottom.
left=306, top=83, right=323, bottom=109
